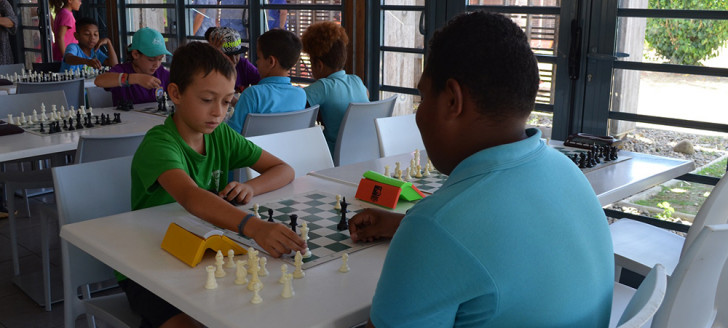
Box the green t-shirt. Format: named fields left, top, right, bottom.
left=131, top=115, right=262, bottom=211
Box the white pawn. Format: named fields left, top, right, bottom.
left=396, top=168, right=403, bottom=180
left=247, top=258, right=261, bottom=291
left=225, top=249, right=236, bottom=268
left=60, top=106, right=66, bottom=118
left=339, top=253, right=350, bottom=273
left=234, top=260, right=248, bottom=285
left=250, top=284, right=262, bottom=304
left=279, top=264, right=288, bottom=284
left=259, top=257, right=269, bottom=276
left=51, top=104, right=57, bottom=114
left=32, top=109, right=38, bottom=121
left=20, top=112, right=26, bottom=125
left=88, top=106, right=93, bottom=116
left=415, top=165, right=423, bottom=178
left=214, top=250, right=226, bottom=277
left=253, top=203, right=259, bottom=217
left=403, top=167, right=411, bottom=181
left=7, top=114, right=13, bottom=125
left=41, top=111, right=47, bottom=122
left=40, top=102, right=45, bottom=113
left=384, top=165, right=390, bottom=177
left=80, top=105, right=86, bottom=115
left=204, top=265, right=218, bottom=289
left=293, top=251, right=305, bottom=279
left=334, top=195, right=341, bottom=210
left=300, top=221, right=310, bottom=241
left=281, top=273, right=294, bottom=298
left=423, top=162, right=431, bottom=176
left=50, top=112, right=58, bottom=121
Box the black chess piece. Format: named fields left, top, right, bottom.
left=578, top=153, right=586, bottom=169
left=68, top=118, right=75, bottom=130
left=86, top=113, right=94, bottom=127
left=95, top=116, right=100, bottom=125
left=610, top=146, right=618, bottom=160
left=289, top=214, right=298, bottom=233
left=62, top=120, right=68, bottom=130
left=114, top=113, right=121, bottom=123
left=337, top=209, right=349, bottom=231
left=39, top=122, right=45, bottom=133
left=75, top=113, right=83, bottom=129
left=267, top=208, right=274, bottom=223
left=157, top=97, right=163, bottom=112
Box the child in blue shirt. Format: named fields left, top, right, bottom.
left=302, top=21, right=368, bottom=153
left=59, top=17, right=118, bottom=73
left=227, top=29, right=306, bottom=133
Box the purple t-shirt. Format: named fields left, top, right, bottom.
left=52, top=8, right=77, bottom=61
left=107, top=62, right=170, bottom=106
left=236, top=58, right=260, bottom=92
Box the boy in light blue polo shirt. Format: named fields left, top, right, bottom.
left=60, top=17, right=118, bottom=73
left=227, top=29, right=306, bottom=133
left=349, top=12, right=614, bottom=327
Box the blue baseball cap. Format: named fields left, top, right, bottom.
left=129, top=27, right=173, bottom=57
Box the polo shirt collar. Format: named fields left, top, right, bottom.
left=441, top=128, right=545, bottom=189
left=258, top=76, right=291, bottom=84
left=326, top=70, right=346, bottom=79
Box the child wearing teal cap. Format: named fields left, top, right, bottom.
left=94, top=27, right=172, bottom=106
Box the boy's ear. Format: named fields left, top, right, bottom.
left=167, top=83, right=182, bottom=103
left=442, top=78, right=464, bottom=119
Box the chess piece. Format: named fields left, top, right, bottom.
left=414, top=149, right=421, bottom=166
left=60, top=105, right=66, bottom=118
left=384, top=165, right=390, bottom=177
left=394, top=162, right=401, bottom=178
left=234, top=260, right=248, bottom=285
left=423, top=162, right=431, bottom=176
left=204, top=265, right=218, bottom=289
left=32, top=109, right=38, bottom=121
left=403, top=167, right=411, bottom=181
left=248, top=258, right=262, bottom=291
left=300, top=221, right=310, bottom=241
left=250, top=284, right=263, bottom=304
left=253, top=203, right=259, bottom=217
left=293, top=251, right=305, bottom=279
left=225, top=249, right=236, bottom=268
left=279, top=264, right=288, bottom=284
left=247, top=246, right=258, bottom=270
left=267, top=208, right=274, bottom=222
left=289, top=214, right=298, bottom=233
left=259, top=257, right=269, bottom=276
left=339, top=253, right=350, bottom=273
left=39, top=122, right=45, bottom=133
left=214, top=250, right=226, bottom=277
left=20, top=113, right=26, bottom=125
left=7, top=114, right=13, bottom=125
left=302, top=246, right=312, bottom=258
left=415, top=165, right=423, bottom=178
left=334, top=194, right=341, bottom=210
left=281, top=273, right=294, bottom=298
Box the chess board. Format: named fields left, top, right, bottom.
left=20, top=115, right=125, bottom=136
left=227, top=191, right=382, bottom=269
left=552, top=145, right=630, bottom=173
left=402, top=170, right=448, bottom=194
left=133, top=106, right=172, bottom=117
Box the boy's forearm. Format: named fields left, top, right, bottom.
left=94, top=72, right=123, bottom=88
left=105, top=46, right=119, bottom=66
left=245, top=163, right=294, bottom=196
left=178, top=186, right=251, bottom=232
left=64, top=54, right=91, bottom=66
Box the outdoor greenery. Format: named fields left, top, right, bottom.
left=645, top=0, right=728, bottom=65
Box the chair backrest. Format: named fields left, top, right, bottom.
left=375, top=113, right=425, bottom=157
left=242, top=127, right=333, bottom=180
left=241, top=105, right=319, bottom=137
left=681, top=173, right=728, bottom=257
left=333, top=96, right=396, bottom=166
left=17, top=78, right=85, bottom=109
left=32, top=62, right=62, bottom=73
left=0, top=63, right=25, bottom=76
left=0, top=90, right=68, bottom=118
left=53, top=156, right=139, bottom=328
left=651, top=224, right=728, bottom=328
left=615, top=264, right=667, bottom=328
left=74, top=133, right=146, bottom=164
left=86, top=86, right=113, bottom=108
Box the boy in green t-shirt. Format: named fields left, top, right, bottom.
left=128, top=42, right=306, bottom=327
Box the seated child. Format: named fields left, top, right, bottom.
left=349, top=12, right=614, bottom=327
left=94, top=27, right=171, bottom=106
left=227, top=29, right=306, bottom=133
left=206, top=27, right=261, bottom=93
left=59, top=17, right=118, bottom=73
left=125, top=42, right=306, bottom=327
left=302, top=21, right=368, bottom=153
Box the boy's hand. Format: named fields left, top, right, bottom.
left=130, top=73, right=162, bottom=89
left=219, top=181, right=255, bottom=204
left=86, top=58, right=102, bottom=69
left=247, top=219, right=306, bottom=258
left=349, top=208, right=404, bottom=243
left=209, top=33, right=224, bottom=49
left=94, top=38, right=112, bottom=52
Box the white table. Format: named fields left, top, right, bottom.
left=309, top=145, right=695, bottom=206
left=60, top=176, right=411, bottom=328
left=0, top=77, right=97, bottom=94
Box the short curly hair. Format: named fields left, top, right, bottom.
left=301, top=21, right=348, bottom=70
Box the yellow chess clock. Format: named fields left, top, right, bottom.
left=161, top=222, right=246, bottom=267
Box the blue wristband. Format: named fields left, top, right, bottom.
left=238, top=213, right=256, bottom=236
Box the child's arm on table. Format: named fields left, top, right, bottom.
left=95, top=71, right=161, bottom=89
left=218, top=150, right=294, bottom=205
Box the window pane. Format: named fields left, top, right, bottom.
left=469, top=0, right=560, bottom=7
left=127, top=8, right=176, bottom=35
left=619, top=0, right=725, bottom=10
left=20, top=7, right=39, bottom=26
left=25, top=52, right=43, bottom=67
left=127, top=0, right=174, bottom=4
left=383, top=0, right=424, bottom=6
left=537, top=62, right=556, bottom=105
left=275, top=9, right=341, bottom=34
left=382, top=10, right=424, bottom=49
left=617, top=17, right=728, bottom=68
left=284, top=0, right=342, bottom=4
left=382, top=91, right=420, bottom=116
left=382, top=51, right=423, bottom=90
left=186, top=8, right=250, bottom=39
left=22, top=30, right=41, bottom=50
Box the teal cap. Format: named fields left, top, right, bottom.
left=129, top=27, right=173, bottom=57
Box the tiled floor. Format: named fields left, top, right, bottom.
left=0, top=192, right=107, bottom=328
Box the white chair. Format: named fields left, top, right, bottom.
left=86, top=86, right=113, bottom=108
left=241, top=105, right=319, bottom=137
left=0, top=90, right=68, bottom=117
left=610, top=173, right=728, bottom=279
left=650, top=224, right=728, bottom=327
left=333, top=96, right=396, bottom=166
left=0, top=63, right=24, bottom=76
left=74, top=133, right=146, bottom=164
left=375, top=113, right=425, bottom=157
left=240, top=127, right=334, bottom=180
left=17, top=78, right=85, bottom=109
left=610, top=264, right=667, bottom=328
left=53, top=156, right=141, bottom=328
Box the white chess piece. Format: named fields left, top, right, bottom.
left=247, top=247, right=259, bottom=271
left=300, top=221, right=310, bottom=241
left=395, top=162, right=401, bottom=177
left=259, top=257, right=269, bottom=276
left=414, top=165, right=423, bottom=178
left=214, top=250, right=226, bottom=277
left=40, top=103, right=45, bottom=113
left=334, top=195, right=341, bottom=210
left=339, top=253, right=350, bottom=273
left=247, top=258, right=261, bottom=291
left=204, top=265, right=218, bottom=289
left=51, top=104, right=57, bottom=114
left=32, top=109, right=38, bottom=121
left=251, top=284, right=263, bottom=304
left=423, top=162, right=431, bottom=176
left=80, top=105, right=86, bottom=115
left=279, top=264, right=288, bottom=284
left=384, top=165, right=390, bottom=177
left=234, top=260, right=248, bottom=285
left=293, top=251, right=305, bottom=279
left=414, top=149, right=421, bottom=166
left=225, top=249, right=236, bottom=268
left=253, top=203, right=259, bottom=217
left=7, top=114, right=13, bottom=125
left=20, top=113, right=26, bottom=125
left=88, top=106, right=93, bottom=116
left=60, top=106, right=66, bottom=118
left=281, top=273, right=294, bottom=298
left=403, top=167, right=411, bottom=181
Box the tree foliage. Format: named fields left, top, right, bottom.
left=645, top=0, right=728, bottom=66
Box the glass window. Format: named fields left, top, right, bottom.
left=382, top=51, right=423, bottom=90
left=382, top=10, right=425, bottom=49
left=469, top=0, right=560, bottom=7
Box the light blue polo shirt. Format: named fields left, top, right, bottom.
left=304, top=70, right=368, bottom=153
left=60, top=43, right=109, bottom=73
left=228, top=76, right=307, bottom=133
left=370, top=129, right=614, bottom=327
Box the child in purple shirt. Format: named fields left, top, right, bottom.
left=94, top=27, right=172, bottom=106
left=206, top=27, right=261, bottom=104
